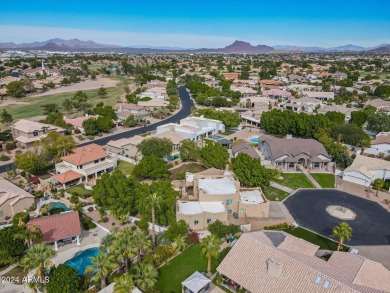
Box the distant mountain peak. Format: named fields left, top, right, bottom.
left=221, top=40, right=274, bottom=53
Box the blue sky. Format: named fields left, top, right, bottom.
left=0, top=0, right=389, bottom=47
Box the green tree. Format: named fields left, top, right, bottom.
left=13, top=223, right=43, bottom=249
left=200, top=141, right=229, bottom=170
left=21, top=243, right=56, bottom=293
left=42, top=132, right=76, bottom=162
left=325, top=111, right=345, bottom=125
left=332, top=222, right=352, bottom=251
left=82, top=118, right=100, bottom=135
left=0, top=109, right=13, bottom=125
left=197, top=108, right=241, bottom=127
left=146, top=192, right=162, bottom=245
left=97, top=87, right=108, bottom=98
left=130, top=262, right=158, bottom=292
left=41, top=103, right=60, bottom=115
left=0, top=226, right=27, bottom=265
left=14, top=148, right=50, bottom=174
left=113, top=274, right=135, bottom=293
left=6, top=80, right=26, bottom=97
left=133, top=231, right=152, bottom=261
left=373, top=178, right=385, bottom=196
left=137, top=137, right=173, bottom=158
left=331, top=124, right=371, bottom=146
left=93, top=105, right=117, bottom=120
left=173, top=235, right=188, bottom=252
left=201, top=235, right=220, bottom=276
left=132, top=155, right=169, bottom=179
left=62, top=98, right=73, bottom=113
left=85, top=250, right=116, bottom=289
left=110, top=227, right=135, bottom=273
left=367, top=112, right=390, bottom=133
left=123, top=114, right=137, bottom=127
left=373, top=85, right=390, bottom=98
left=180, top=140, right=200, bottom=161
left=71, top=91, right=89, bottom=110
left=164, top=219, right=189, bottom=242
left=97, top=116, right=113, bottom=132
left=47, top=264, right=84, bottom=293
left=350, top=111, right=368, bottom=127
left=232, top=153, right=273, bottom=187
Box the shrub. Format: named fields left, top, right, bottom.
left=186, top=231, right=200, bottom=244
left=77, top=135, right=85, bottom=141
left=135, top=218, right=149, bottom=234
left=143, top=245, right=176, bottom=266
left=164, top=219, right=189, bottom=242
left=72, top=192, right=79, bottom=197
left=5, top=141, right=16, bottom=151
left=87, top=206, right=94, bottom=212
left=112, top=222, right=116, bottom=226
left=82, top=215, right=97, bottom=230
left=175, top=172, right=186, bottom=180
left=87, top=136, right=94, bottom=140
left=74, top=128, right=81, bottom=134
left=20, top=171, right=26, bottom=177
left=208, top=220, right=240, bottom=238
left=69, top=194, right=79, bottom=204
left=0, top=154, right=10, bottom=161
left=34, top=190, right=43, bottom=198
left=101, top=216, right=109, bottom=223
left=12, top=212, right=30, bottom=225
left=263, top=222, right=290, bottom=230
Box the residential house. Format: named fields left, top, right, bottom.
left=157, top=116, right=225, bottom=141
left=27, top=211, right=81, bottom=250
left=63, top=115, right=98, bottom=134
left=364, top=99, right=390, bottom=112
left=262, top=89, right=293, bottom=100
left=223, top=73, right=239, bottom=80
left=178, top=170, right=269, bottom=230
left=240, top=110, right=262, bottom=127
left=232, top=142, right=260, bottom=159
left=115, top=103, right=150, bottom=121
left=0, top=177, right=35, bottom=220
left=280, top=97, right=321, bottom=113
left=51, top=143, right=117, bottom=189
left=232, top=79, right=258, bottom=87
left=365, top=133, right=390, bottom=156
left=302, top=91, right=334, bottom=102
left=317, top=104, right=353, bottom=122
left=11, top=119, right=66, bottom=148
left=138, top=87, right=167, bottom=100
left=137, top=99, right=169, bottom=110
left=342, top=155, right=390, bottom=187
left=259, top=80, right=284, bottom=89
left=217, top=230, right=390, bottom=293
left=259, top=135, right=331, bottom=170
left=230, top=86, right=257, bottom=97
left=333, top=71, right=348, bottom=80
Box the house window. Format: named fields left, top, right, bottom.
left=0, top=210, right=4, bottom=217
left=207, top=218, right=212, bottom=224
left=94, top=160, right=99, bottom=164
left=226, top=199, right=232, bottom=205
left=289, top=163, right=295, bottom=168
left=33, top=131, right=39, bottom=137
left=194, top=220, right=199, bottom=225
left=227, top=208, right=232, bottom=214
left=314, top=163, right=320, bottom=168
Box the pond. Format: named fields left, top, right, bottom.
left=64, top=247, right=99, bottom=275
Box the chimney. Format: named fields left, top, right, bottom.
left=286, top=134, right=292, bottom=139
left=267, top=259, right=283, bottom=278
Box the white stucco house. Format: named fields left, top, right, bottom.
left=342, top=155, right=390, bottom=187
left=365, top=133, right=390, bottom=156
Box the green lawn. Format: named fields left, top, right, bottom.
left=156, top=244, right=219, bottom=293
left=273, top=173, right=314, bottom=189
left=283, top=227, right=349, bottom=251
left=262, top=186, right=290, bottom=201
left=0, top=76, right=129, bottom=120
left=221, top=130, right=235, bottom=136
left=117, top=160, right=135, bottom=175
left=67, top=184, right=92, bottom=197
left=311, top=173, right=335, bottom=188
left=2, top=266, right=28, bottom=285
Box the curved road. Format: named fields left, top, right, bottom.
left=0, top=86, right=194, bottom=173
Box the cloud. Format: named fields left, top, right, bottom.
left=0, top=25, right=235, bottom=48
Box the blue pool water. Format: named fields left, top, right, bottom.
left=64, top=247, right=99, bottom=275
left=248, top=137, right=260, bottom=143
left=210, top=135, right=223, bottom=141
left=167, top=154, right=180, bottom=161
left=49, top=202, right=69, bottom=212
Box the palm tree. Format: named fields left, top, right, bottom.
left=133, top=231, right=151, bottom=261
left=54, top=136, right=75, bottom=161
left=146, top=192, right=162, bottom=245
left=201, top=235, right=221, bottom=276
left=332, top=222, right=353, bottom=251
left=20, top=243, right=56, bottom=293
left=110, top=227, right=135, bottom=273
left=131, top=262, right=158, bottom=292
left=113, top=273, right=135, bottom=293
left=85, top=250, right=116, bottom=289
left=14, top=223, right=43, bottom=249
left=373, top=178, right=385, bottom=196
left=100, top=233, right=116, bottom=253
left=173, top=235, right=188, bottom=252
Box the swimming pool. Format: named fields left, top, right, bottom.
left=48, top=202, right=69, bottom=215
left=166, top=154, right=180, bottom=161
left=210, top=135, right=223, bottom=141
left=64, top=247, right=99, bottom=275
left=248, top=137, right=260, bottom=143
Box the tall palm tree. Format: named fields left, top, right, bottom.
left=85, top=250, right=116, bottom=289
left=131, top=262, right=158, bottom=292
left=133, top=231, right=151, bottom=261
left=110, top=227, right=135, bottom=273
left=20, top=243, right=56, bottom=293
left=173, top=235, right=188, bottom=252
left=113, top=274, right=135, bottom=293
left=332, top=222, right=353, bottom=251
left=146, top=192, right=162, bottom=245
left=14, top=223, right=43, bottom=249
left=201, top=235, right=221, bottom=276
left=54, top=136, right=75, bottom=161
left=100, top=233, right=116, bottom=253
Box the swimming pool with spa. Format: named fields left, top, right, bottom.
left=64, top=247, right=99, bottom=275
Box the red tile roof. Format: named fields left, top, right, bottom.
left=61, top=143, right=109, bottom=166
left=51, top=170, right=83, bottom=184
left=27, top=211, right=81, bottom=243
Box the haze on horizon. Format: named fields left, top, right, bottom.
left=0, top=0, right=389, bottom=48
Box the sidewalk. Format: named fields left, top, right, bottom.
left=270, top=181, right=294, bottom=193
left=301, top=168, right=322, bottom=189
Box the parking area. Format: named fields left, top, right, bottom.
left=284, top=189, right=390, bottom=246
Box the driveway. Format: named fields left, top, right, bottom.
left=0, top=86, right=194, bottom=173
left=284, top=189, right=390, bottom=246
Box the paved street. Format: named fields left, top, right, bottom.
left=0, top=86, right=194, bottom=173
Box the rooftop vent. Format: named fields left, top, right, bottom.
left=314, top=276, right=321, bottom=284
left=267, top=259, right=283, bottom=278
left=322, top=280, right=330, bottom=289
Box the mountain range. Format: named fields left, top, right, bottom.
left=0, top=38, right=389, bottom=53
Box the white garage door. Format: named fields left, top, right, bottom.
left=343, top=173, right=369, bottom=186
